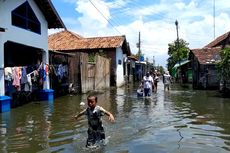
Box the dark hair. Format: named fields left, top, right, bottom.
left=87, top=95, right=97, bottom=102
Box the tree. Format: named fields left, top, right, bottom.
left=216, top=47, right=230, bottom=91
left=167, top=39, right=190, bottom=74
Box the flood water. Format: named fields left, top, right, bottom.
left=1, top=82, right=230, bottom=153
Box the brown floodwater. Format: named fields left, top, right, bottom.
left=1, top=82, right=230, bottom=153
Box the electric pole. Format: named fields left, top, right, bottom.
left=136, top=31, right=141, bottom=60
left=175, top=20, right=180, bottom=83
left=175, top=20, right=179, bottom=48
left=213, top=0, right=216, bottom=39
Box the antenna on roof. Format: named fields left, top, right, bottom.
left=213, top=0, right=216, bottom=39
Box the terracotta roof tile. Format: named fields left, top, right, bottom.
left=48, top=30, right=125, bottom=51
left=128, top=55, right=138, bottom=61
left=191, top=47, right=221, bottom=64
left=205, top=31, right=230, bottom=48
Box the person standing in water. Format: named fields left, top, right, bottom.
left=163, top=71, right=172, bottom=91
left=153, top=70, right=159, bottom=93
left=74, top=95, right=115, bottom=147
left=142, top=72, right=153, bottom=97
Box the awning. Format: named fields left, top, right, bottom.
left=173, top=59, right=190, bottom=69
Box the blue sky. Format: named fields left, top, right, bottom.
left=50, top=0, right=230, bottom=67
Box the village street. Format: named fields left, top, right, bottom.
left=1, top=1, right=230, bottom=153
left=1, top=81, right=230, bottom=153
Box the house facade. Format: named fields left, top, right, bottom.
left=0, top=0, right=65, bottom=111
left=190, top=47, right=221, bottom=89
left=190, top=31, right=230, bottom=89
left=205, top=31, right=230, bottom=49
left=48, top=30, right=131, bottom=88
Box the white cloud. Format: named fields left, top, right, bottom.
left=106, top=0, right=131, bottom=9
left=76, top=0, right=111, bottom=29
left=59, top=0, right=230, bottom=67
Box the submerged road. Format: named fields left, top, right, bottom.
left=1, top=81, right=230, bottom=153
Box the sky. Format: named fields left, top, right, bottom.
left=50, top=0, right=230, bottom=67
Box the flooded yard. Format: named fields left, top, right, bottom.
left=1, top=82, right=230, bottom=153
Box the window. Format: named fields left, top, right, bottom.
left=12, top=1, right=41, bottom=34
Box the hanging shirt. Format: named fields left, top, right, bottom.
left=12, top=67, right=21, bottom=87
left=20, top=67, right=28, bottom=84
left=4, top=67, right=12, bottom=81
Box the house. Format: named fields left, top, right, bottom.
left=126, top=55, right=138, bottom=83
left=48, top=30, right=131, bottom=88
left=189, top=31, right=230, bottom=89
left=0, top=0, right=65, bottom=112
left=172, top=58, right=192, bottom=83
left=190, top=47, right=221, bottom=89
left=205, top=31, right=230, bottom=49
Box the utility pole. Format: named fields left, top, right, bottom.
left=136, top=31, right=141, bottom=60
left=175, top=20, right=180, bottom=83
left=152, top=56, right=155, bottom=67
left=175, top=20, right=179, bottom=48
left=213, top=0, right=216, bottom=39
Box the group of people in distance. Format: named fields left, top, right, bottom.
left=138, top=70, right=172, bottom=97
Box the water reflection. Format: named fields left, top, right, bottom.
left=1, top=83, right=230, bottom=152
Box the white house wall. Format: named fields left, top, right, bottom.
left=0, top=0, right=50, bottom=95
left=0, top=0, right=48, bottom=49
left=116, top=47, right=125, bottom=87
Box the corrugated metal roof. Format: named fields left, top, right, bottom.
left=191, top=47, right=221, bottom=65
left=205, top=31, right=230, bottom=48
left=173, top=59, right=190, bottom=68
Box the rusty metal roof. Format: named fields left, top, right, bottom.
left=34, top=0, right=66, bottom=29
left=205, top=31, right=230, bottom=48
left=48, top=30, right=127, bottom=50
left=191, top=47, right=222, bottom=65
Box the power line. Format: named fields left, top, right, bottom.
left=88, top=0, right=122, bottom=35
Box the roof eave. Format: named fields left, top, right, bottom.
left=34, top=0, right=66, bottom=29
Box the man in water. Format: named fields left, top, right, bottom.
left=142, top=72, right=154, bottom=97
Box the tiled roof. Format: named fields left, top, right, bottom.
left=205, top=31, right=230, bottom=48
left=48, top=30, right=126, bottom=51
left=191, top=47, right=222, bottom=64
left=128, top=55, right=138, bottom=61
left=48, top=30, right=83, bottom=49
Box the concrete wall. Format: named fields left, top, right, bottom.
left=0, top=0, right=50, bottom=96
left=116, top=47, right=125, bottom=87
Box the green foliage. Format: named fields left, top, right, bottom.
left=88, top=53, right=95, bottom=62
left=88, top=50, right=107, bottom=62
left=216, top=47, right=230, bottom=83
left=167, top=39, right=190, bottom=73
left=155, top=65, right=164, bottom=75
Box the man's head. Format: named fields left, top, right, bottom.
left=146, top=72, right=150, bottom=77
